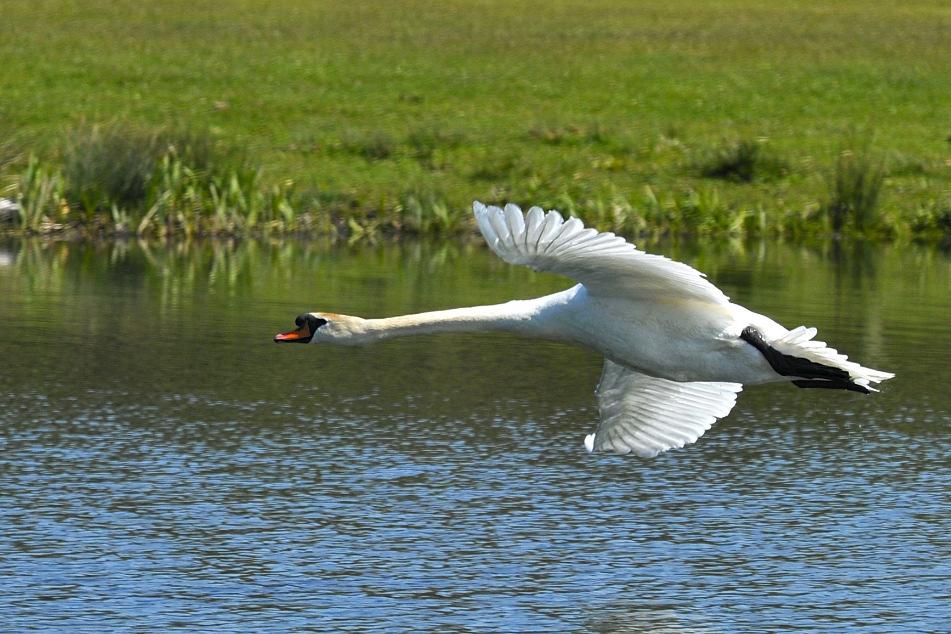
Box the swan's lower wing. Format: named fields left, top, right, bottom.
left=473, top=201, right=729, bottom=305
left=587, top=360, right=743, bottom=457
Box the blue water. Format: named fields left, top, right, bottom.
left=0, top=240, right=948, bottom=632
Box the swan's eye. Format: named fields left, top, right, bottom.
left=309, top=316, right=328, bottom=330
left=295, top=314, right=307, bottom=328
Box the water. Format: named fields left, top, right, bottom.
left=0, top=239, right=948, bottom=632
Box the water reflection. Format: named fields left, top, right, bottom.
left=0, top=238, right=948, bottom=631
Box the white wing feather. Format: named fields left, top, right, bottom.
left=474, top=201, right=729, bottom=305
left=587, top=360, right=743, bottom=457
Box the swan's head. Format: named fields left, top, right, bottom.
left=273, top=312, right=369, bottom=345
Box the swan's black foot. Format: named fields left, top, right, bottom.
left=791, top=378, right=870, bottom=394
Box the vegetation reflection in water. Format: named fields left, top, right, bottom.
left=1, top=236, right=948, bottom=428
left=2, top=236, right=947, bottom=344
left=0, top=238, right=948, bottom=631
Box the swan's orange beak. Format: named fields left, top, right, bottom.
left=274, top=323, right=311, bottom=343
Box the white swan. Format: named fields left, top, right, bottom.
left=276, top=202, right=894, bottom=457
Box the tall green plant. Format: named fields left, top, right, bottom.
left=63, top=124, right=225, bottom=218
left=64, top=126, right=163, bottom=215
left=16, top=155, right=64, bottom=231
left=823, top=147, right=885, bottom=234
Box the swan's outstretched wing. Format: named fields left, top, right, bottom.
left=473, top=201, right=729, bottom=305
left=586, top=360, right=742, bottom=457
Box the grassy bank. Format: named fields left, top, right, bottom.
left=1, top=0, right=950, bottom=240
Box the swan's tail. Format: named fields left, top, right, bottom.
left=742, top=325, right=894, bottom=393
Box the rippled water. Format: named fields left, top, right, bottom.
left=0, top=239, right=948, bottom=632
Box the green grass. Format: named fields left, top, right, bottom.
left=1, top=0, right=950, bottom=238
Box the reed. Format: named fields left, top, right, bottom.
left=14, top=156, right=66, bottom=232
left=823, top=147, right=885, bottom=236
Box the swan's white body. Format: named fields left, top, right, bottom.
left=285, top=202, right=893, bottom=457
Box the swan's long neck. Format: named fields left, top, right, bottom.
left=356, top=287, right=580, bottom=343
left=363, top=300, right=539, bottom=340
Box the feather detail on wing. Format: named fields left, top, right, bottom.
left=771, top=326, right=895, bottom=390
left=473, top=201, right=729, bottom=305
left=586, top=360, right=743, bottom=457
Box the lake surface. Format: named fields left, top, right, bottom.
left=0, top=238, right=948, bottom=632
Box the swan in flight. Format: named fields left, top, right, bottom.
left=276, top=202, right=893, bottom=457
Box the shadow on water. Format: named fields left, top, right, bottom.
left=0, top=237, right=949, bottom=631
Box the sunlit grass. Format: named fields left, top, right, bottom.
left=1, top=0, right=949, bottom=239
